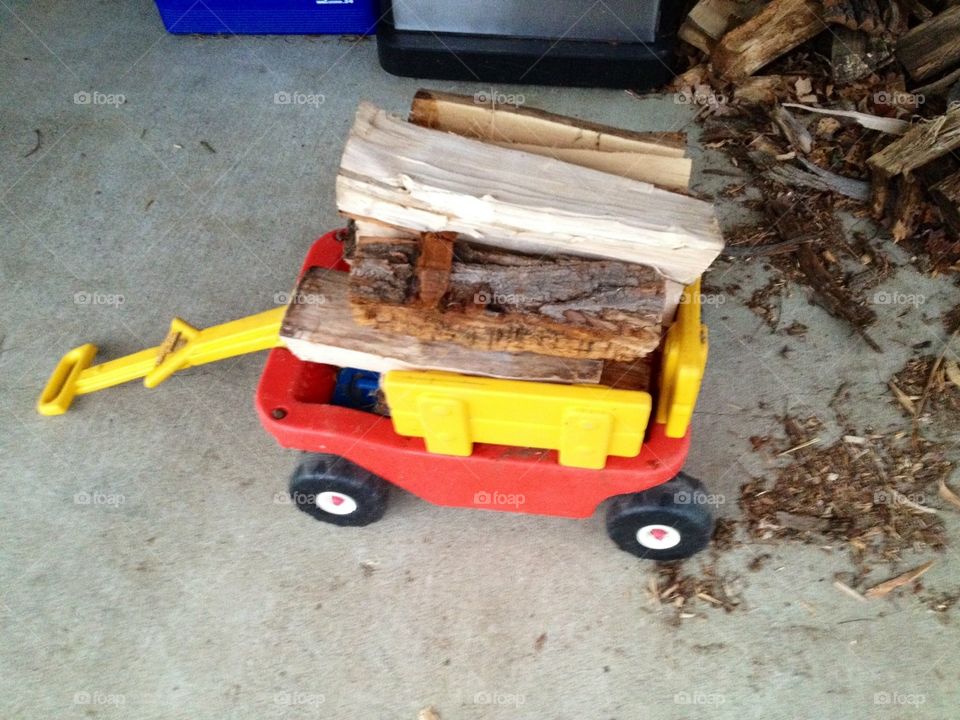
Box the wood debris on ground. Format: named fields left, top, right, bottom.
left=889, top=351, right=960, bottom=436
left=669, top=0, right=960, bottom=345
left=863, top=559, right=935, bottom=597
left=648, top=520, right=744, bottom=623
left=740, top=415, right=951, bottom=567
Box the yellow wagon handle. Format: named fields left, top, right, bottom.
left=37, top=307, right=285, bottom=416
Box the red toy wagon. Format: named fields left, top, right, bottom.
left=39, top=230, right=714, bottom=561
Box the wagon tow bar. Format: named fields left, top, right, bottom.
left=36, top=308, right=285, bottom=415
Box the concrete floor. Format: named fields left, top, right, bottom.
left=2, top=1, right=959, bottom=718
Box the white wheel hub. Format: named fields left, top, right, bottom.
left=316, top=491, right=358, bottom=516
left=636, top=524, right=681, bottom=550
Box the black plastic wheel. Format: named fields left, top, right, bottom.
left=288, top=453, right=389, bottom=527
left=605, top=472, right=715, bottom=561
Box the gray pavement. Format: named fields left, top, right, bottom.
left=1, top=2, right=958, bottom=718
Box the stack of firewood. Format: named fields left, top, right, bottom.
left=675, top=0, right=960, bottom=267
left=278, top=91, right=724, bottom=390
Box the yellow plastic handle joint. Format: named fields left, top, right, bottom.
left=144, top=318, right=200, bottom=388
left=36, top=343, right=99, bottom=416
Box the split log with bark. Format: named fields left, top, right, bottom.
left=279, top=267, right=604, bottom=383
left=867, top=106, right=960, bottom=238
left=710, top=0, right=826, bottom=80
left=348, top=233, right=666, bottom=361
left=896, top=5, right=960, bottom=82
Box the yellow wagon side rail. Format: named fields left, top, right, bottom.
left=656, top=279, right=709, bottom=438
left=37, top=308, right=284, bottom=416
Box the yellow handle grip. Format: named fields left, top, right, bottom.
left=37, top=343, right=99, bottom=416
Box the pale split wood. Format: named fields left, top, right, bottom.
left=336, top=103, right=723, bottom=285
left=409, top=89, right=687, bottom=157
left=489, top=142, right=693, bottom=191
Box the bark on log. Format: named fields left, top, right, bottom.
left=930, top=170, right=960, bottom=235
left=349, top=235, right=666, bottom=362
left=279, top=268, right=604, bottom=383
left=823, top=0, right=859, bottom=29
left=867, top=106, right=960, bottom=196
left=831, top=28, right=892, bottom=83
left=896, top=5, right=960, bottom=82
left=711, top=0, right=826, bottom=80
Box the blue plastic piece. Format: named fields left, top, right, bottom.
left=154, top=0, right=378, bottom=35
left=331, top=368, right=383, bottom=413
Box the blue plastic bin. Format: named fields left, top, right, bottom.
left=154, top=0, right=378, bottom=35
